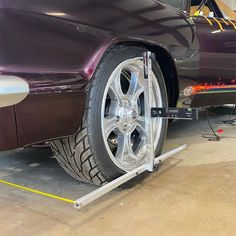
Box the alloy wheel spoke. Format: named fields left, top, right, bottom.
left=103, top=116, right=118, bottom=139
left=110, top=70, right=125, bottom=103
left=135, top=115, right=146, bottom=132
left=134, top=141, right=146, bottom=161
left=132, top=87, right=144, bottom=102
left=127, top=72, right=144, bottom=102
left=127, top=72, right=138, bottom=96
left=115, top=133, right=137, bottom=162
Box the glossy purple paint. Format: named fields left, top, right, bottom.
left=0, top=1, right=197, bottom=76
left=0, top=107, right=17, bottom=150
left=0, top=0, right=235, bottom=150
left=191, top=16, right=236, bottom=79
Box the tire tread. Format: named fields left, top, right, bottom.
left=51, top=121, right=107, bottom=185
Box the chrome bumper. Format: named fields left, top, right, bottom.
left=0, top=75, right=29, bottom=108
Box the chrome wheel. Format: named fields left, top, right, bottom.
left=101, top=58, right=163, bottom=172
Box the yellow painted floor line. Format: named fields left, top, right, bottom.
left=0, top=179, right=75, bottom=204
left=0, top=145, right=182, bottom=205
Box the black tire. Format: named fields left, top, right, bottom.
left=50, top=46, right=168, bottom=185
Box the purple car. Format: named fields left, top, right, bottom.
left=0, top=0, right=236, bottom=185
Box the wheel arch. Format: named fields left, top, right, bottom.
left=144, top=43, right=179, bottom=108
left=96, top=41, right=179, bottom=107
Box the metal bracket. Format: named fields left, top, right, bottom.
left=151, top=108, right=199, bottom=120
left=74, top=51, right=187, bottom=209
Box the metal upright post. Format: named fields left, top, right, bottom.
left=143, top=51, right=155, bottom=171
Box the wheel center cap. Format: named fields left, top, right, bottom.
left=117, top=105, right=137, bottom=131
left=117, top=107, right=137, bottom=119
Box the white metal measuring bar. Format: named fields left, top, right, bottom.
left=74, top=144, right=186, bottom=209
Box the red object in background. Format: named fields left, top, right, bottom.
left=216, top=129, right=224, bottom=133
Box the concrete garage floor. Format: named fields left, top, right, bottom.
left=1, top=107, right=236, bottom=236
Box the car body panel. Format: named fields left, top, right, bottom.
left=0, top=107, right=18, bottom=150
left=15, top=92, right=86, bottom=146
left=193, top=16, right=236, bottom=81
left=0, top=1, right=197, bottom=78
left=0, top=0, right=199, bottom=150
left=0, top=0, right=235, bottom=150
left=178, top=0, right=236, bottom=107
